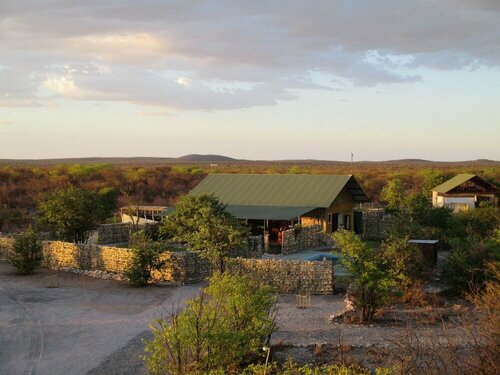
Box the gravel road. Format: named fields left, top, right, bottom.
left=0, top=263, right=201, bottom=375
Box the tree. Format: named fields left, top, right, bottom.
left=380, top=178, right=406, bottom=212
left=447, top=206, right=500, bottom=240
left=333, top=230, right=395, bottom=322
left=380, top=234, right=424, bottom=289
left=37, top=186, right=118, bottom=243
left=9, top=227, right=43, bottom=274
left=419, top=169, right=447, bottom=196
left=441, top=230, right=499, bottom=294
left=389, top=192, right=452, bottom=240
left=144, top=273, right=277, bottom=375
left=160, top=194, right=248, bottom=272
left=124, top=232, right=166, bottom=286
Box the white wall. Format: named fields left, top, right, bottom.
left=439, top=196, right=475, bottom=211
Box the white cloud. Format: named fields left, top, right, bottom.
left=68, top=33, right=165, bottom=62
left=0, top=1, right=499, bottom=110
left=176, top=76, right=192, bottom=87
left=42, top=75, right=77, bottom=94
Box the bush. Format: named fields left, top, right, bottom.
left=441, top=231, right=499, bottom=294
left=333, top=230, right=396, bottom=322
left=160, top=194, right=248, bottom=273
left=124, top=237, right=165, bottom=286
left=9, top=228, right=43, bottom=274
left=37, top=186, right=118, bottom=243
left=447, top=206, right=500, bottom=240
left=144, top=273, right=277, bottom=375
left=380, top=235, right=424, bottom=289
left=241, top=359, right=390, bottom=374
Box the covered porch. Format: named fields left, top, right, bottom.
left=225, top=205, right=315, bottom=251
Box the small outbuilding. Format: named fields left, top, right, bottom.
left=409, top=239, right=439, bottom=267
left=432, top=174, right=499, bottom=212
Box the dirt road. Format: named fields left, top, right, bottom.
left=0, top=263, right=201, bottom=375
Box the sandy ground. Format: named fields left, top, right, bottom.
left=0, top=259, right=466, bottom=374
left=0, top=263, right=201, bottom=375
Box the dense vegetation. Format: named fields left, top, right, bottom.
left=160, top=193, right=249, bottom=272
left=1, top=161, right=498, bottom=231
left=36, top=186, right=119, bottom=243
left=145, top=272, right=277, bottom=375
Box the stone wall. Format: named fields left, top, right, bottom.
left=0, top=237, right=335, bottom=292
left=281, top=224, right=324, bottom=254
left=247, top=235, right=263, bottom=258
left=361, top=209, right=396, bottom=240
left=0, top=237, right=208, bottom=284
left=97, top=223, right=130, bottom=244
left=226, top=257, right=334, bottom=294
left=154, top=251, right=210, bottom=284
left=0, top=236, right=12, bottom=261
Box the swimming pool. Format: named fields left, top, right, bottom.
left=304, top=253, right=341, bottom=262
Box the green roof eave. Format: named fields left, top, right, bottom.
left=225, top=205, right=316, bottom=220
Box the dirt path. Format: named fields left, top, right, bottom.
left=0, top=263, right=201, bottom=375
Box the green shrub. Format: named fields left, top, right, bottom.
left=144, top=273, right=277, bottom=375
left=333, top=230, right=396, bottom=322
left=441, top=231, right=499, bottom=294
left=380, top=235, right=424, bottom=288
left=160, top=194, right=248, bottom=273
left=447, top=207, right=500, bottom=240
left=241, top=359, right=390, bottom=374
left=124, top=238, right=165, bottom=286
left=9, top=228, right=43, bottom=274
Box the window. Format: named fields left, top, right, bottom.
left=328, top=213, right=332, bottom=224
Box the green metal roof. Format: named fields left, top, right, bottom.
left=190, top=174, right=368, bottom=207
left=432, top=174, right=477, bottom=193
left=225, top=205, right=316, bottom=220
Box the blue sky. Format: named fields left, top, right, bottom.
left=1, top=0, right=499, bottom=161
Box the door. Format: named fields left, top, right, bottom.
left=331, top=213, right=339, bottom=232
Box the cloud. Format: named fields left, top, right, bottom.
left=68, top=33, right=166, bottom=62
left=176, top=77, right=192, bottom=87
left=0, top=0, right=499, bottom=110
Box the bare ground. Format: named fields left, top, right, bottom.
left=0, top=263, right=201, bottom=375
left=0, top=263, right=472, bottom=374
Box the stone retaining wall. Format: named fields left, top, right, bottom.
left=227, top=257, right=334, bottom=294
left=0, top=237, right=334, bottom=292
left=282, top=224, right=324, bottom=254
left=0, top=237, right=12, bottom=261
left=0, top=237, right=208, bottom=284
left=97, top=223, right=130, bottom=244
left=361, top=209, right=396, bottom=240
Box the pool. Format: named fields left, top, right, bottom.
left=304, top=253, right=341, bottom=262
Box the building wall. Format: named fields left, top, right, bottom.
left=300, top=187, right=355, bottom=233
left=441, top=196, right=475, bottom=211
left=121, top=214, right=158, bottom=225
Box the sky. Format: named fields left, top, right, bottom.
left=1, top=0, right=499, bottom=161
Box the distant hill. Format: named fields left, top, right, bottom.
left=176, top=154, right=239, bottom=162
left=0, top=155, right=497, bottom=166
